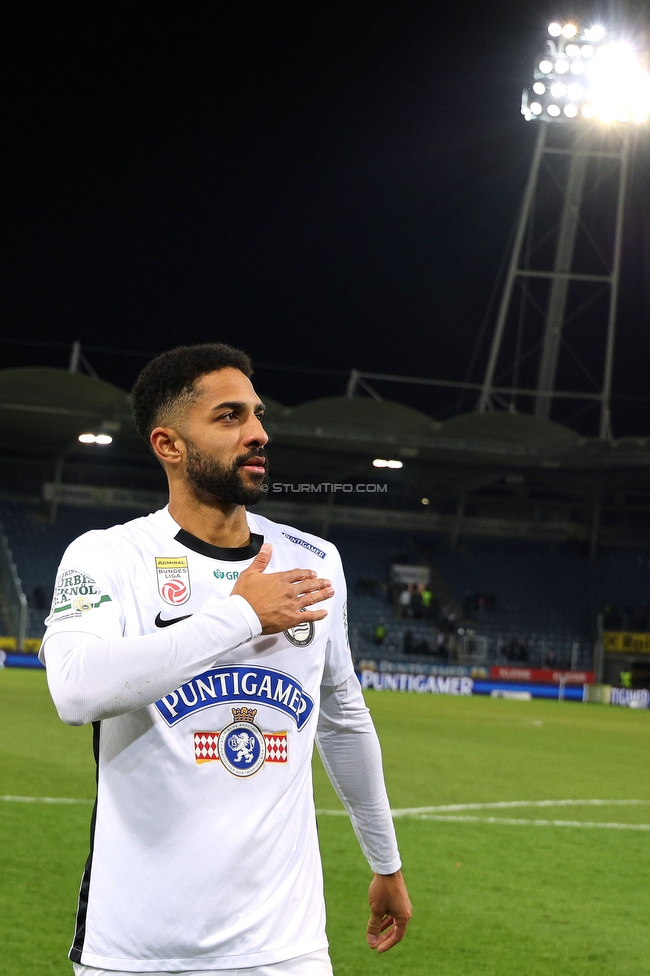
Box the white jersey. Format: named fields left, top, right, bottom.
left=42, top=507, right=356, bottom=972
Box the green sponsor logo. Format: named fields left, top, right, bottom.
left=54, top=593, right=112, bottom=614
left=214, top=569, right=240, bottom=581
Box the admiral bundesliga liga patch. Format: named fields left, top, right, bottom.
left=194, top=708, right=288, bottom=776
left=155, top=556, right=191, bottom=605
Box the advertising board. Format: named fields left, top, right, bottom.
left=489, top=666, right=595, bottom=685
left=602, top=632, right=650, bottom=654
left=359, top=669, right=473, bottom=695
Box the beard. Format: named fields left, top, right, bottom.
left=185, top=443, right=268, bottom=506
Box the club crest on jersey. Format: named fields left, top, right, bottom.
left=284, top=620, right=315, bottom=646
left=155, top=556, right=191, bottom=605
left=194, top=708, right=288, bottom=776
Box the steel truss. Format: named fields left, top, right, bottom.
left=477, top=122, right=630, bottom=438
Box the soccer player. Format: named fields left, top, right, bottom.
left=41, top=343, right=411, bottom=976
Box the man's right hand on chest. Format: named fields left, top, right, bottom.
left=232, top=543, right=334, bottom=635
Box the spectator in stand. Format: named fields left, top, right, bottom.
left=398, top=587, right=412, bottom=620
left=411, top=587, right=423, bottom=620
left=438, top=605, right=456, bottom=633
left=435, top=631, right=448, bottom=661
left=420, top=587, right=433, bottom=620
left=373, top=621, right=386, bottom=647
left=413, top=637, right=431, bottom=657
left=503, top=639, right=528, bottom=663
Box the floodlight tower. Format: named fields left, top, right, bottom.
left=477, top=20, right=650, bottom=437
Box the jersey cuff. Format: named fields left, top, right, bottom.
left=370, top=856, right=403, bottom=875
left=226, top=594, right=263, bottom=639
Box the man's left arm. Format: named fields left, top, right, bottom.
left=316, top=674, right=412, bottom=951
left=316, top=551, right=412, bottom=951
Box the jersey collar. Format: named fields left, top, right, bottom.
left=157, top=505, right=265, bottom=562
left=174, top=527, right=264, bottom=562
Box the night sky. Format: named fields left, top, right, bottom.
left=3, top=2, right=650, bottom=434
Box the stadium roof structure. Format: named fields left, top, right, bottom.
left=0, top=367, right=146, bottom=459
left=3, top=368, right=650, bottom=549
left=285, top=395, right=441, bottom=437
left=436, top=412, right=580, bottom=450
left=0, top=368, right=289, bottom=461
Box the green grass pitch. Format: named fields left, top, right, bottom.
left=1, top=668, right=650, bottom=976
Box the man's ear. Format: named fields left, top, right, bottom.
left=150, top=427, right=184, bottom=466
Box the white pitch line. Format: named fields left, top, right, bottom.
left=407, top=815, right=650, bottom=830
left=4, top=795, right=649, bottom=831
left=316, top=798, right=650, bottom=830
left=391, top=799, right=650, bottom=816
left=1, top=795, right=93, bottom=805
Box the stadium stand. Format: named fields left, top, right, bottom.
left=2, top=494, right=650, bottom=677
left=0, top=500, right=139, bottom=638
left=2, top=365, right=650, bottom=688
left=329, top=529, right=650, bottom=670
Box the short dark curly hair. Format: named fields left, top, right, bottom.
left=132, top=343, right=253, bottom=441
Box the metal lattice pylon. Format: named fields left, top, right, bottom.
left=477, top=121, right=630, bottom=438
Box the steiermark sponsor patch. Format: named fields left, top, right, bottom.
left=51, top=568, right=112, bottom=617
left=156, top=556, right=191, bottom=605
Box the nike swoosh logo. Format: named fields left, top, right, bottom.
left=155, top=612, right=193, bottom=628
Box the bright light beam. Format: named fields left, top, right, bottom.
left=587, top=41, right=650, bottom=123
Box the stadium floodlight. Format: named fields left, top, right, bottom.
left=481, top=16, right=637, bottom=439
left=522, top=20, right=650, bottom=123
left=78, top=431, right=113, bottom=445
left=373, top=458, right=402, bottom=468
left=584, top=25, right=606, bottom=42
left=421, top=497, right=430, bottom=505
